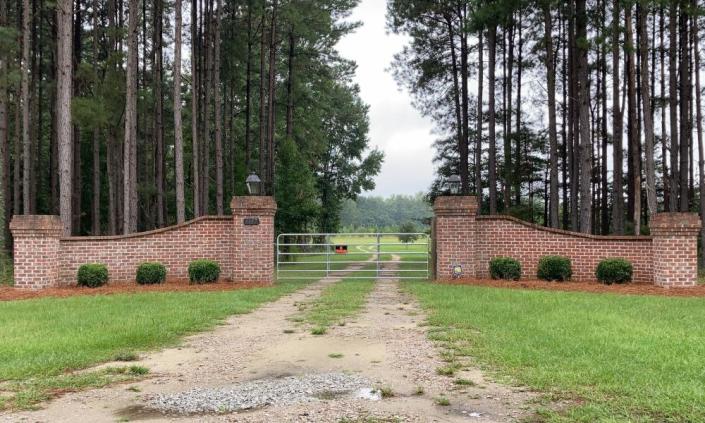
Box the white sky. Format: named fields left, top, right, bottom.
left=336, top=0, right=435, bottom=198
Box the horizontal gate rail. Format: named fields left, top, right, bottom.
left=276, top=233, right=429, bottom=280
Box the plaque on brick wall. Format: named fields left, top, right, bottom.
left=243, top=217, right=260, bottom=226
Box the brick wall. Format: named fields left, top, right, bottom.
left=475, top=216, right=653, bottom=282
left=433, top=196, right=701, bottom=287
left=60, top=217, right=233, bottom=285
left=11, top=196, right=277, bottom=289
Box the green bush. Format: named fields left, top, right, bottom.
left=135, top=262, right=167, bottom=285
left=77, top=263, right=109, bottom=288
left=537, top=256, right=572, bottom=282
left=188, top=260, right=220, bottom=284
left=595, top=258, right=633, bottom=285
left=489, top=257, right=522, bottom=281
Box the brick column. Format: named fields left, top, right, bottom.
left=231, top=196, right=277, bottom=284
left=9, top=215, right=63, bottom=290
left=650, top=213, right=701, bottom=287
left=433, top=196, right=478, bottom=280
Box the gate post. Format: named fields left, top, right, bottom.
left=231, top=196, right=277, bottom=284
left=432, top=196, right=478, bottom=280
left=650, top=212, right=701, bottom=287
left=10, top=215, right=63, bottom=289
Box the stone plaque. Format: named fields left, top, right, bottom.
left=243, top=217, right=260, bottom=226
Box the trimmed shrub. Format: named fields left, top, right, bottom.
left=188, top=259, right=220, bottom=284
left=136, top=262, right=167, bottom=285
left=77, top=263, right=109, bottom=288
left=595, top=258, right=633, bottom=285
left=489, top=257, right=522, bottom=281
left=537, top=256, right=572, bottom=282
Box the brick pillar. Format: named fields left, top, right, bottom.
left=9, top=215, right=63, bottom=290
left=650, top=213, right=701, bottom=287
left=433, top=196, right=478, bottom=280
left=231, top=196, right=277, bottom=284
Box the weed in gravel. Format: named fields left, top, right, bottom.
left=454, top=378, right=476, bottom=386
left=127, top=386, right=141, bottom=392
left=377, top=386, right=394, bottom=398
left=436, top=365, right=458, bottom=376
left=435, top=396, right=451, bottom=406
left=311, top=326, right=327, bottom=335
left=328, top=353, right=344, bottom=359
left=283, top=329, right=295, bottom=334
left=413, top=386, right=425, bottom=395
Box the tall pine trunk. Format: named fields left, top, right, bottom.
left=544, top=5, right=559, bottom=228
left=577, top=0, right=592, bottom=233
left=191, top=0, right=200, bottom=216
left=174, top=0, right=185, bottom=223
left=446, top=13, right=463, bottom=192
left=21, top=0, right=31, bottom=214
left=92, top=0, right=100, bottom=234
left=214, top=0, right=223, bottom=214
left=153, top=0, right=165, bottom=225
left=638, top=2, right=657, bottom=218
left=458, top=5, right=469, bottom=194
left=668, top=0, right=679, bottom=210
left=626, top=3, right=640, bottom=234
left=694, top=12, right=704, bottom=265
left=679, top=3, right=690, bottom=211
left=123, top=0, right=140, bottom=233
left=488, top=25, right=498, bottom=214
left=475, top=31, right=483, bottom=197
left=266, top=0, right=278, bottom=194
left=0, top=0, right=7, bottom=247
left=57, top=0, right=73, bottom=235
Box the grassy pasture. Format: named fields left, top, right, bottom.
left=405, top=281, right=705, bottom=422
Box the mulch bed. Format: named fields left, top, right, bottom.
left=437, top=278, right=705, bottom=297
left=0, top=280, right=270, bottom=302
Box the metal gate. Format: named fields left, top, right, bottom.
left=276, top=233, right=429, bottom=280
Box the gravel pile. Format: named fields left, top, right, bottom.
left=147, top=372, right=371, bottom=415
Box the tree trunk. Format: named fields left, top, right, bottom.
left=446, top=13, right=463, bottom=191
left=577, top=0, right=592, bottom=233
left=660, top=6, right=669, bottom=212
left=638, top=2, right=657, bottom=219
left=123, top=0, right=140, bottom=234
left=57, top=0, right=73, bottom=235
left=504, top=20, right=513, bottom=207
left=214, top=0, right=223, bottom=214
left=244, top=0, right=253, bottom=171
left=91, top=0, right=100, bottom=234
left=488, top=25, right=498, bottom=214
left=285, top=28, right=295, bottom=141
left=475, top=31, right=483, bottom=197
left=174, top=0, right=185, bottom=223
left=21, top=0, right=31, bottom=214
left=266, top=0, right=278, bottom=194
left=191, top=0, right=200, bottom=216
left=0, top=0, right=7, bottom=247
left=153, top=0, right=165, bottom=226
left=694, top=11, right=704, bottom=265
left=458, top=5, right=469, bottom=195
left=679, top=3, right=690, bottom=212
left=544, top=5, right=559, bottom=228
left=258, top=8, right=266, bottom=190
left=625, top=3, right=640, bottom=234
left=668, top=0, right=679, bottom=210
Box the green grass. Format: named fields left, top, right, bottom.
left=405, top=282, right=705, bottom=422
left=303, top=276, right=376, bottom=329
left=0, top=279, right=311, bottom=382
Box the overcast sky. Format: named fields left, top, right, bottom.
left=336, top=0, right=435, bottom=198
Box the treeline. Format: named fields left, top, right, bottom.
left=0, top=0, right=383, bottom=246
left=338, top=193, right=432, bottom=232
left=389, top=0, right=705, bottom=238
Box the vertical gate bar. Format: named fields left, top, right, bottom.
left=326, top=234, right=330, bottom=277
left=376, top=233, right=381, bottom=279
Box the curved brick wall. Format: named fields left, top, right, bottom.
left=59, top=216, right=233, bottom=285
left=475, top=215, right=654, bottom=282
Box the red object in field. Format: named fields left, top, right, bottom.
left=335, top=245, right=348, bottom=254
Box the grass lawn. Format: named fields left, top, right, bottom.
left=405, top=282, right=705, bottom=422
left=0, top=278, right=312, bottom=409
left=303, top=275, right=376, bottom=331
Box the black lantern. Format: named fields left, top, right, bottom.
left=246, top=172, right=263, bottom=196
left=446, top=174, right=461, bottom=195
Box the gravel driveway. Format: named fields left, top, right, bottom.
left=3, top=267, right=537, bottom=422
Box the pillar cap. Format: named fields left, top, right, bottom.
left=650, top=212, right=701, bottom=234
left=433, top=196, right=478, bottom=216
left=9, top=215, right=63, bottom=236
left=230, top=196, right=277, bottom=216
